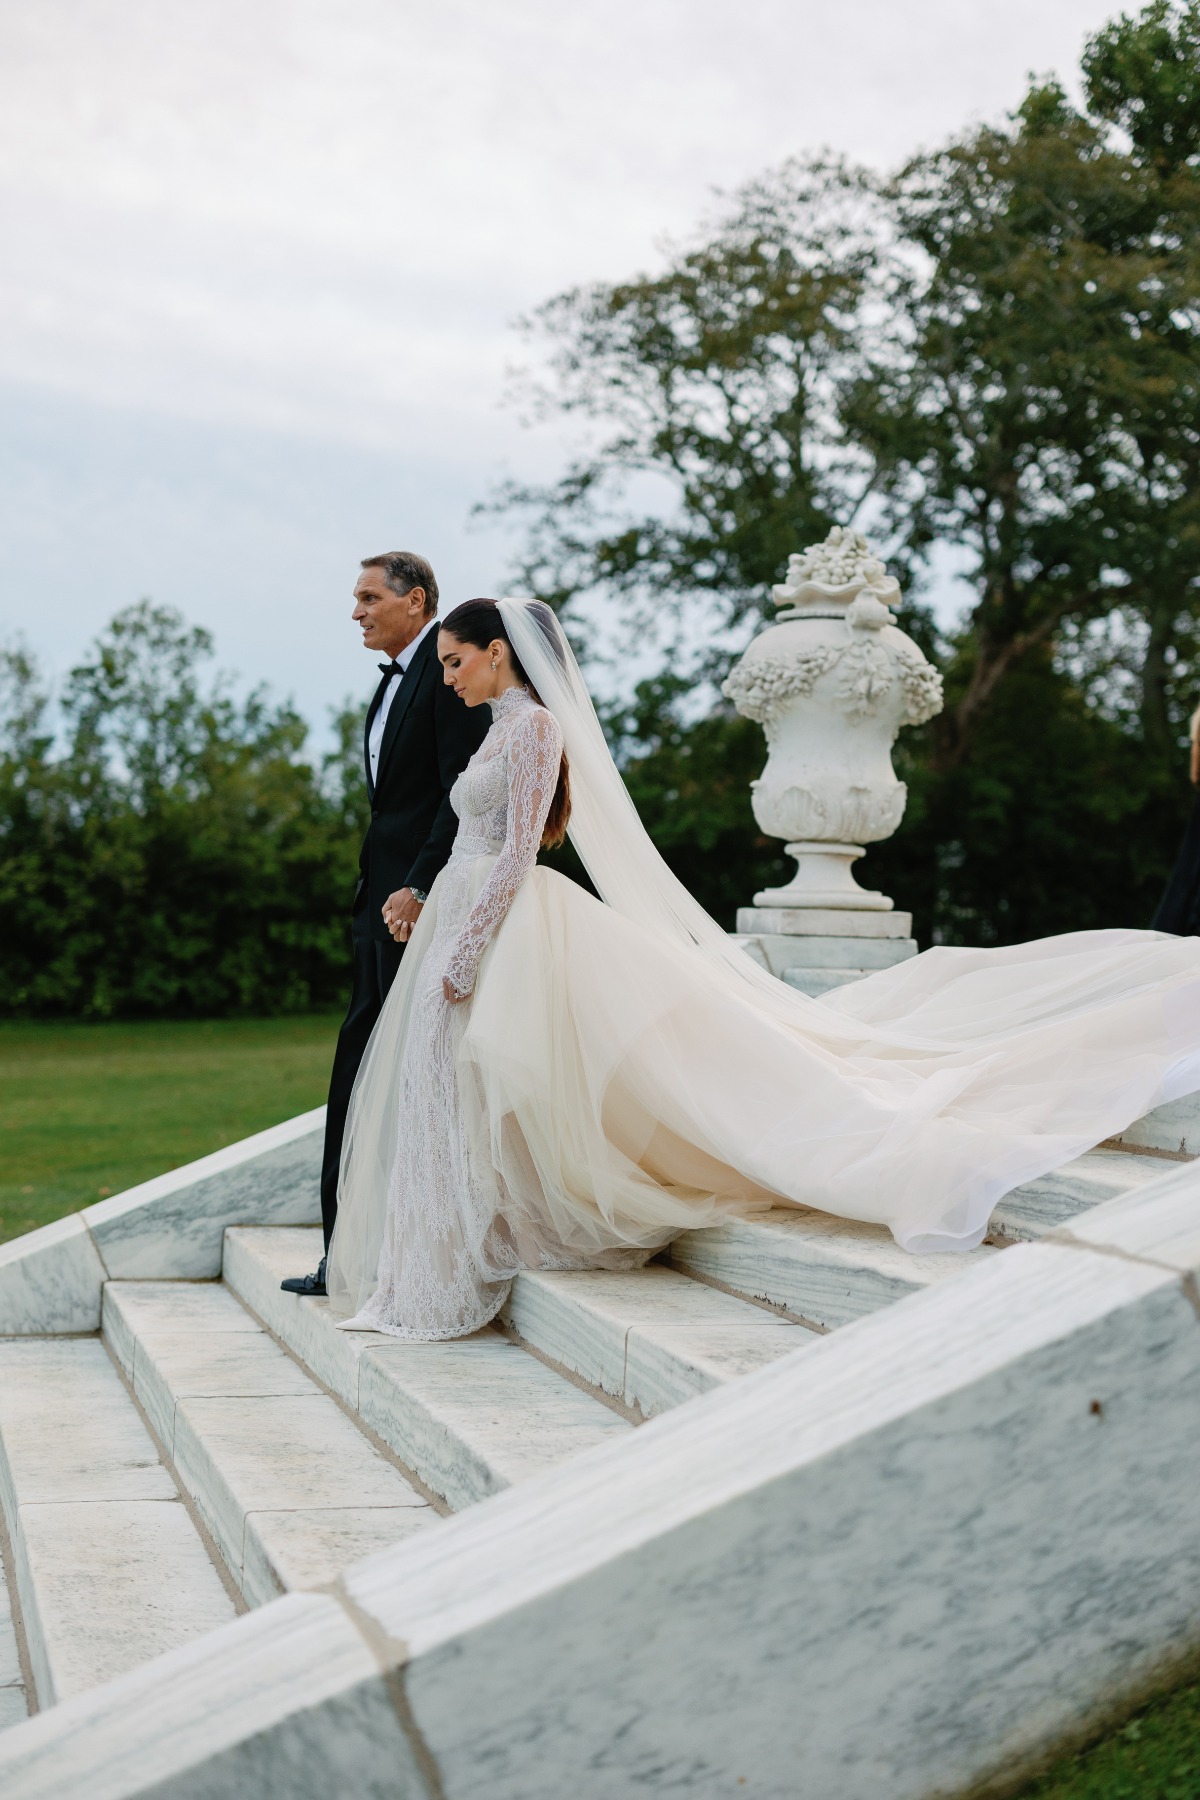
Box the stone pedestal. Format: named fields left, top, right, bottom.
left=753, top=842, right=892, bottom=912
left=734, top=908, right=916, bottom=998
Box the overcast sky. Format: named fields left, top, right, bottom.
left=0, top=0, right=1124, bottom=733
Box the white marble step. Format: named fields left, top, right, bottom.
left=782, top=966, right=869, bottom=997
left=1110, top=1089, right=1200, bottom=1157
left=0, top=1337, right=236, bottom=1707
left=989, top=1148, right=1168, bottom=1242
left=666, top=1208, right=991, bottom=1330
left=223, top=1228, right=632, bottom=1510
left=500, top=1264, right=817, bottom=1416
left=102, top=1282, right=434, bottom=1605
left=0, top=1540, right=28, bottom=1732
left=667, top=1152, right=1168, bottom=1324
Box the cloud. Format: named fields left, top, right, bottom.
left=0, top=0, right=1123, bottom=709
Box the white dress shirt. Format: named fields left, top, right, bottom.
left=368, top=617, right=437, bottom=785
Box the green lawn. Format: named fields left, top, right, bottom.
left=0, top=1015, right=340, bottom=1244
left=1016, top=1671, right=1200, bottom=1799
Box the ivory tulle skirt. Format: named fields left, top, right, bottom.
left=328, top=855, right=1200, bottom=1337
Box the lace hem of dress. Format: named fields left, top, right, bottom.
left=336, top=1281, right=512, bottom=1339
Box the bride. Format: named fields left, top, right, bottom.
left=328, top=597, right=1200, bottom=1340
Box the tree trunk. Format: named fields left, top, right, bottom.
left=930, top=597, right=1075, bottom=776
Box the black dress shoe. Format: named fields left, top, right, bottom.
left=281, top=1255, right=327, bottom=1296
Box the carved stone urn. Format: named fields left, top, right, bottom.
left=723, top=527, right=943, bottom=912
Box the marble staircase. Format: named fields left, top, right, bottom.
left=102, top=1281, right=435, bottom=1604
left=224, top=1227, right=633, bottom=1504
left=0, top=1334, right=238, bottom=1708
left=0, top=1094, right=1197, bottom=1797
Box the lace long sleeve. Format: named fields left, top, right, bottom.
left=442, top=707, right=564, bottom=999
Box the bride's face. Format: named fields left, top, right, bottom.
left=439, top=631, right=512, bottom=706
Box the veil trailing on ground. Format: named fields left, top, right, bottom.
left=500, top=595, right=1200, bottom=1187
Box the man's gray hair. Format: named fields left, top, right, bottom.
left=360, top=551, right=439, bottom=617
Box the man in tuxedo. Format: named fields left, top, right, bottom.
left=282, top=551, right=489, bottom=1296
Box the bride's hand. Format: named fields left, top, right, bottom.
left=442, top=975, right=469, bottom=1005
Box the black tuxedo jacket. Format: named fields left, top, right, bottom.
left=353, top=627, right=490, bottom=944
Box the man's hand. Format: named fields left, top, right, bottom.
left=382, top=887, right=424, bottom=943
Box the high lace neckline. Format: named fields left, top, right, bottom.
left=489, top=685, right=535, bottom=720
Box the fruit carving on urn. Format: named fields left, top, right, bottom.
left=723, top=528, right=943, bottom=911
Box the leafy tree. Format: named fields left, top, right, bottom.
left=596, top=676, right=790, bottom=919
left=491, top=1, right=1200, bottom=943
left=1085, top=0, right=1200, bottom=174
left=863, top=654, right=1181, bottom=944
left=1082, top=0, right=1200, bottom=753
left=0, top=647, right=66, bottom=1005
left=0, top=603, right=365, bottom=1018
left=490, top=161, right=882, bottom=648
left=852, top=10, right=1200, bottom=767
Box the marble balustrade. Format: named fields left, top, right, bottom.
left=0, top=1109, right=325, bottom=1335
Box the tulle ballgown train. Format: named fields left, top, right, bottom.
left=327, top=601, right=1200, bottom=1340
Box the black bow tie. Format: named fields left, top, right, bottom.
left=377, top=661, right=403, bottom=680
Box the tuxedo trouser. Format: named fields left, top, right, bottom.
left=320, top=932, right=405, bottom=1250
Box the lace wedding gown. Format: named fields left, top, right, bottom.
left=328, top=606, right=1200, bottom=1341
left=333, top=686, right=649, bottom=1339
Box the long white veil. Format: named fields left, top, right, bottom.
left=498, top=597, right=830, bottom=1032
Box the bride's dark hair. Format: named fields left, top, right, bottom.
left=440, top=599, right=571, bottom=849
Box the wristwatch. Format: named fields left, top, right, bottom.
left=409, top=887, right=428, bottom=905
